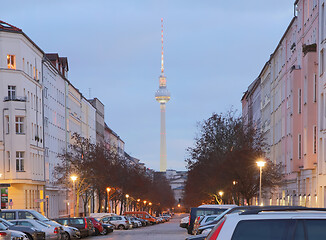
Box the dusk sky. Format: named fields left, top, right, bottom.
left=1, top=0, right=294, bottom=171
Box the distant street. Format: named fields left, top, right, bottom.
left=92, top=214, right=188, bottom=240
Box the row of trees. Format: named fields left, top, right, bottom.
left=184, top=110, right=284, bottom=206
left=54, top=133, right=175, bottom=215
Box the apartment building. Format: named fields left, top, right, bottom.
left=317, top=0, right=326, bottom=207
left=0, top=21, right=45, bottom=212
left=242, top=0, right=319, bottom=206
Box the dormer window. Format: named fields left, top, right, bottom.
left=7, top=55, right=16, bottom=69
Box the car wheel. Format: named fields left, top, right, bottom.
left=118, top=225, right=125, bottom=230
left=62, top=232, right=70, bottom=240
left=100, top=228, right=108, bottom=235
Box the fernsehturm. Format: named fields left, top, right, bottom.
left=155, top=18, right=171, bottom=172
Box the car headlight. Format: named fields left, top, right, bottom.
left=201, top=228, right=212, bottom=235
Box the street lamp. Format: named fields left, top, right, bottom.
left=218, top=191, right=224, bottom=205
left=70, top=175, right=77, bottom=217
left=125, top=194, right=129, bottom=212
left=256, top=159, right=266, bottom=206
left=106, top=188, right=111, bottom=213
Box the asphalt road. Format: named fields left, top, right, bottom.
left=91, top=213, right=188, bottom=240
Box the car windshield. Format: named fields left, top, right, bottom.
left=0, top=218, right=14, bottom=227
left=36, top=220, right=51, bottom=228
left=30, top=211, right=49, bottom=221
left=0, top=222, right=7, bottom=230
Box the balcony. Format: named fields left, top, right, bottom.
left=4, top=96, right=27, bottom=102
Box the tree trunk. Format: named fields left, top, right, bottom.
left=97, top=190, right=102, bottom=213
left=120, top=199, right=123, bottom=215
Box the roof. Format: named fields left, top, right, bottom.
left=0, top=20, right=44, bottom=54
left=0, top=20, right=22, bottom=33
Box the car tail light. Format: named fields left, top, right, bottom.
left=54, top=228, right=59, bottom=234
left=208, top=219, right=226, bottom=240
left=84, top=218, right=88, bottom=229
left=0, top=232, right=7, bottom=236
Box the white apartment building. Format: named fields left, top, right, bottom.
left=0, top=21, right=45, bottom=212
left=81, top=97, right=96, bottom=144
left=43, top=54, right=69, bottom=218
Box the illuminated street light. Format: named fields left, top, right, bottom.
left=137, top=199, right=140, bottom=202
left=218, top=191, right=224, bottom=197
left=107, top=188, right=111, bottom=212
left=177, top=204, right=181, bottom=208
left=143, top=200, right=147, bottom=204
left=256, top=159, right=266, bottom=206
left=149, top=202, right=152, bottom=206
left=70, top=175, right=77, bottom=217
left=125, top=194, right=130, bottom=211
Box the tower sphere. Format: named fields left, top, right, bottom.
left=155, top=87, right=170, bottom=104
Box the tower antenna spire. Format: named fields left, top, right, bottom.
left=161, top=18, right=164, bottom=76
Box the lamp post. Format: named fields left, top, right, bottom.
left=125, top=194, right=129, bottom=212
left=137, top=199, right=140, bottom=211
left=256, top=160, right=266, bottom=206
left=218, top=191, right=224, bottom=205
left=70, top=175, right=77, bottom=217
left=143, top=200, right=147, bottom=211
left=106, top=188, right=111, bottom=213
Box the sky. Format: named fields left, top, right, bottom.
left=1, top=0, right=294, bottom=171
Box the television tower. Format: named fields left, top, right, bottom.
left=155, top=18, right=170, bottom=172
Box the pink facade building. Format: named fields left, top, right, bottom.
left=242, top=0, right=319, bottom=206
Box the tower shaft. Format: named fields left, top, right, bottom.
left=160, top=103, right=167, bottom=172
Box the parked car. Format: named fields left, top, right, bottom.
left=180, top=216, right=189, bottom=228
left=0, top=221, right=28, bottom=240
left=100, top=216, right=131, bottom=230
left=130, top=217, right=147, bottom=227
left=86, top=218, right=103, bottom=235
left=100, top=223, right=114, bottom=235
left=53, top=218, right=94, bottom=238
left=188, top=205, right=236, bottom=234
left=0, top=218, right=45, bottom=240
left=9, top=220, right=60, bottom=240
left=0, top=222, right=11, bottom=240
left=0, top=210, right=64, bottom=240
left=126, top=217, right=141, bottom=228
left=206, top=206, right=326, bottom=240
left=124, top=212, right=157, bottom=225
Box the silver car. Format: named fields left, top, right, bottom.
left=10, top=220, right=59, bottom=240
left=100, top=216, right=132, bottom=230
left=0, top=222, right=29, bottom=240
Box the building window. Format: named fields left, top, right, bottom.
left=8, top=86, right=16, bottom=100
left=7, top=151, right=10, bottom=172
left=321, top=49, right=325, bottom=75
left=5, top=116, right=9, bottom=134
left=298, top=89, right=302, bottom=114
left=7, top=55, right=15, bottom=69
left=16, top=152, right=24, bottom=172
left=313, top=74, right=317, bottom=102
left=15, top=117, right=24, bottom=134
left=298, top=134, right=302, bottom=159
left=313, top=126, right=317, bottom=154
